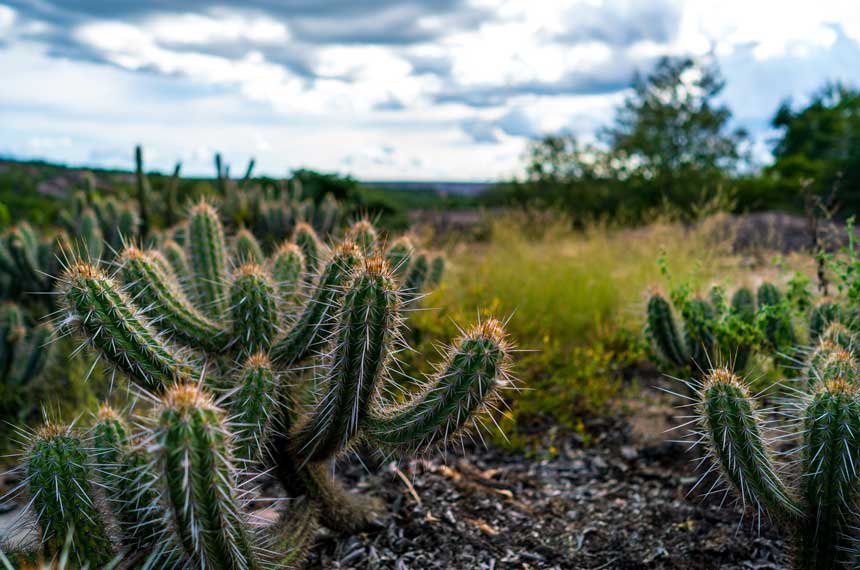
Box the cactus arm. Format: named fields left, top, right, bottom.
left=93, top=407, right=167, bottom=554
left=135, top=145, right=151, bottom=238
left=810, top=301, right=840, bottom=343
left=404, top=252, right=429, bottom=299
left=270, top=242, right=304, bottom=318
left=295, top=259, right=400, bottom=462
left=61, top=262, right=186, bottom=391
left=229, top=264, right=280, bottom=355
left=187, top=202, right=229, bottom=318
left=230, top=353, right=278, bottom=463
left=118, top=247, right=227, bottom=352
left=162, top=239, right=191, bottom=285
left=797, top=380, right=860, bottom=569
left=270, top=242, right=361, bottom=366
left=384, top=236, right=413, bottom=280
left=294, top=223, right=323, bottom=280
left=7, top=320, right=52, bottom=389
left=731, top=287, right=756, bottom=324
left=427, top=255, right=445, bottom=289
left=646, top=292, right=688, bottom=367
left=364, top=319, right=511, bottom=453
left=25, top=424, right=114, bottom=566
left=154, top=385, right=262, bottom=570
left=234, top=228, right=264, bottom=265
left=346, top=220, right=378, bottom=254
left=682, top=297, right=715, bottom=370
left=698, top=369, right=800, bottom=520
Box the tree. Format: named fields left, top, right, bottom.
left=769, top=83, right=860, bottom=210
left=602, top=56, right=748, bottom=208
left=503, top=56, right=747, bottom=223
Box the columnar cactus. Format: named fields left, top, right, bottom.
left=0, top=223, right=66, bottom=303
left=646, top=282, right=794, bottom=375
left=11, top=202, right=513, bottom=568
left=685, top=321, right=860, bottom=570
left=0, top=303, right=55, bottom=419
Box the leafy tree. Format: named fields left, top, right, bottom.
left=769, top=83, right=860, bottom=209
left=602, top=56, right=747, bottom=208
left=495, top=56, right=748, bottom=223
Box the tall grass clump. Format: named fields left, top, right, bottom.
left=410, top=211, right=741, bottom=439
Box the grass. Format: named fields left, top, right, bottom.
left=408, top=211, right=778, bottom=444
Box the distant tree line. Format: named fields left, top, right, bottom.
left=482, top=56, right=860, bottom=224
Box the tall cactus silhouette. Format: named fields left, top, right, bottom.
left=682, top=321, right=860, bottom=570
left=11, top=202, right=514, bottom=568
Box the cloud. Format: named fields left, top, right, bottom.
left=2, top=0, right=860, bottom=180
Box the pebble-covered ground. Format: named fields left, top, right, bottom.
left=306, top=387, right=788, bottom=570
left=0, top=384, right=788, bottom=570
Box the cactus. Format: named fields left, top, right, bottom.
left=293, top=222, right=323, bottom=280
left=346, top=220, right=377, bottom=254
left=187, top=201, right=229, bottom=317
left=135, top=145, right=151, bottom=239
left=234, top=227, right=264, bottom=264
left=645, top=282, right=811, bottom=376
left=0, top=223, right=64, bottom=303
left=24, top=423, right=114, bottom=567
left=385, top=236, right=413, bottom=279
left=0, top=303, right=55, bottom=420
left=23, top=203, right=514, bottom=567
left=687, top=341, right=860, bottom=570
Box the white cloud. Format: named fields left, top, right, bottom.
left=2, top=1, right=860, bottom=180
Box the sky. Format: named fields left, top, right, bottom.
left=1, top=1, right=859, bottom=181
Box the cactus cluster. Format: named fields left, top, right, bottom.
left=0, top=303, right=55, bottom=421
left=3, top=201, right=512, bottom=569
left=685, top=320, right=860, bottom=570
left=645, top=280, right=811, bottom=376
left=0, top=222, right=67, bottom=303
left=58, top=187, right=140, bottom=260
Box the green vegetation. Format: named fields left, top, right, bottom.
left=5, top=204, right=512, bottom=568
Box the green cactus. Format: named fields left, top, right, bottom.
left=294, top=222, right=323, bottom=280
left=0, top=303, right=55, bottom=420
left=270, top=242, right=304, bottom=316
left=427, top=255, right=446, bottom=288
left=187, top=201, right=229, bottom=318
left=162, top=238, right=191, bottom=285
left=687, top=337, right=860, bottom=570
left=234, top=227, right=264, bottom=264
left=810, top=300, right=841, bottom=342
left=135, top=145, right=151, bottom=238
left=385, top=236, right=413, bottom=279
left=404, top=251, right=429, bottom=300
left=25, top=423, right=114, bottom=566
left=646, top=291, right=687, bottom=367
left=32, top=203, right=514, bottom=567
left=346, top=220, right=378, bottom=254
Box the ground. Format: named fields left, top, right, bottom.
left=0, top=380, right=789, bottom=570
left=306, top=381, right=789, bottom=570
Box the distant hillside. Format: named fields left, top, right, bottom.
left=363, top=181, right=494, bottom=196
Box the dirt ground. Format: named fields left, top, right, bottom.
left=0, top=380, right=789, bottom=570
left=306, top=382, right=788, bottom=570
